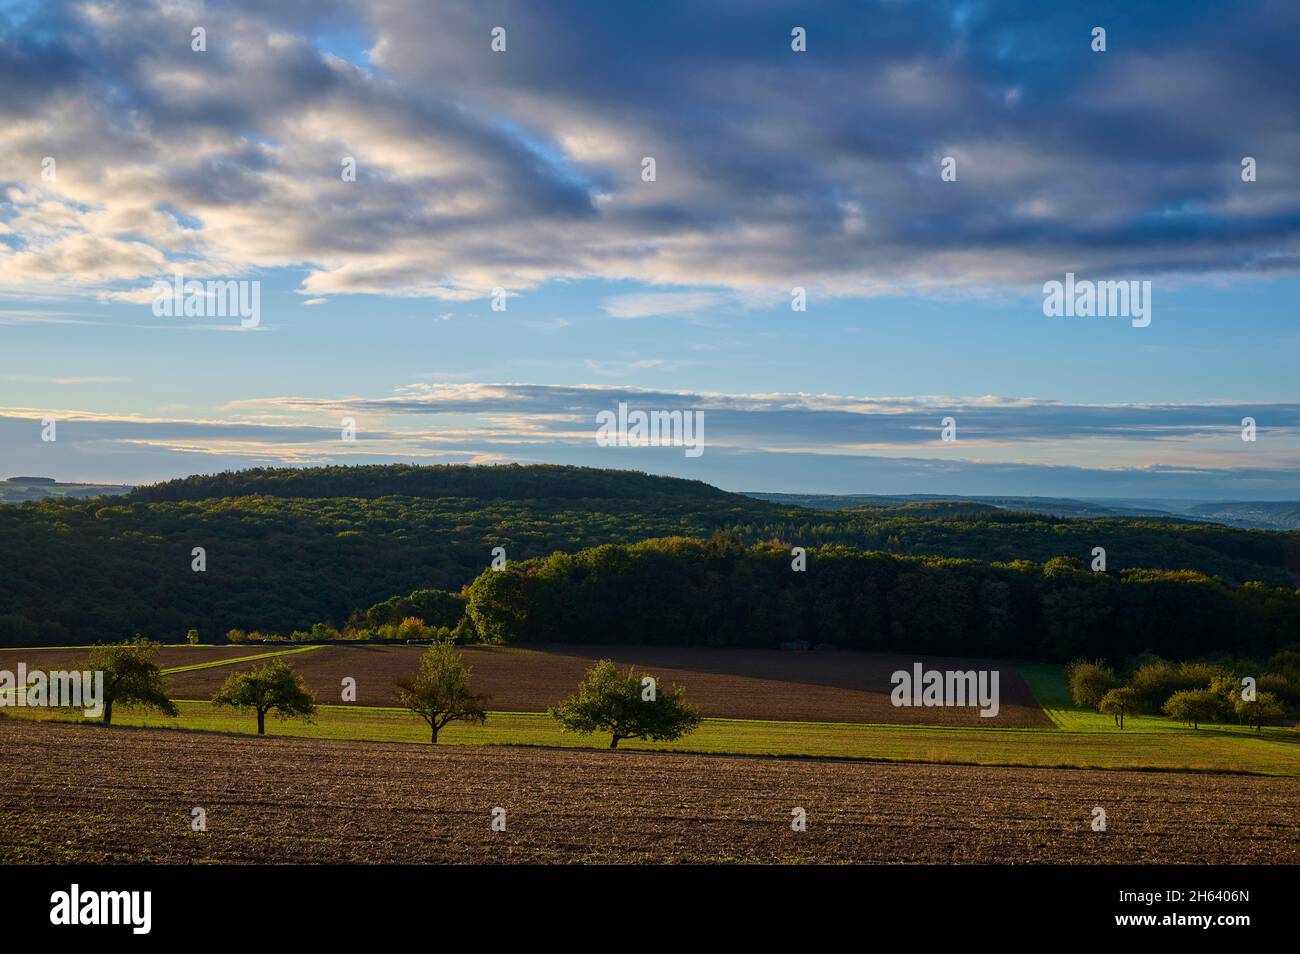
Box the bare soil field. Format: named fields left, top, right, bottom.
left=2, top=719, right=1295, bottom=863
left=0, top=645, right=286, bottom=672
left=162, top=644, right=1051, bottom=727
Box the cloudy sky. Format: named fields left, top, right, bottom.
left=1, top=0, right=1298, bottom=497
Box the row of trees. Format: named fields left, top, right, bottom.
left=465, top=536, right=1300, bottom=662
left=54, top=639, right=703, bottom=749
left=388, top=646, right=702, bottom=748
left=64, top=639, right=317, bottom=733
left=1066, top=653, right=1299, bottom=730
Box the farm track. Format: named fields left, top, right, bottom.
left=2, top=718, right=1296, bottom=864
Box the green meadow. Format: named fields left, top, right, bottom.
left=10, top=675, right=1298, bottom=777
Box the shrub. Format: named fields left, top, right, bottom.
left=1162, top=689, right=1227, bottom=729
left=1065, top=659, right=1114, bottom=710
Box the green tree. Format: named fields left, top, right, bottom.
left=1234, top=691, right=1285, bottom=732
left=1097, top=687, right=1138, bottom=728
left=1065, top=659, right=1115, bottom=710
left=186, top=628, right=200, bottom=645
left=86, top=637, right=179, bottom=726
left=394, top=642, right=489, bottom=743
left=211, top=659, right=316, bottom=735
left=549, top=660, right=703, bottom=749
left=1162, top=688, right=1225, bottom=729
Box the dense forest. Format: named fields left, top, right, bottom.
left=1, top=464, right=1297, bottom=649
left=465, top=536, right=1300, bottom=662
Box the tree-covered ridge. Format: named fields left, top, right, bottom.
left=1, top=464, right=1297, bottom=646
left=465, top=536, right=1300, bottom=663
left=122, top=463, right=739, bottom=505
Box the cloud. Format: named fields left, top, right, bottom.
left=603, top=291, right=731, bottom=319
left=1, top=0, right=1298, bottom=306
left=2, top=390, right=1297, bottom=497
left=8, top=377, right=1292, bottom=492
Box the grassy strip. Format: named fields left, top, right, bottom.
left=11, top=699, right=1299, bottom=777
left=160, top=645, right=322, bottom=674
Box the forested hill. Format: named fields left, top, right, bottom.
left=1, top=463, right=1298, bottom=646
left=123, top=463, right=739, bottom=506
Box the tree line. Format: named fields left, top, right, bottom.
left=464, top=534, right=1300, bottom=662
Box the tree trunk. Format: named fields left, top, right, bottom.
left=431, top=724, right=439, bottom=744
left=257, top=709, right=266, bottom=735
left=609, top=735, right=619, bottom=749
left=102, top=698, right=113, bottom=726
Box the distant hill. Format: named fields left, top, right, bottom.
left=0, top=477, right=133, bottom=503
left=746, top=491, right=1300, bottom=531
left=2, top=464, right=1298, bottom=646
left=123, top=463, right=734, bottom=505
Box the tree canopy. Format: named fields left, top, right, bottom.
left=394, top=642, right=489, bottom=743
left=211, top=659, right=316, bottom=735
left=86, top=637, right=178, bottom=726
left=2, top=464, right=1296, bottom=648
left=549, top=660, right=703, bottom=749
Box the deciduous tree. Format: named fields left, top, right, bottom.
left=212, top=659, right=316, bottom=735
left=86, top=637, right=178, bottom=726
left=549, top=660, right=702, bottom=749
left=394, top=642, right=488, bottom=743
left=1098, top=687, right=1137, bottom=728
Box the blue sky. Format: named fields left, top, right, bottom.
left=1, top=0, right=1298, bottom=496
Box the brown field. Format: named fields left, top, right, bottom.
left=0, top=645, right=287, bottom=672
left=2, top=718, right=1296, bottom=864
left=161, top=644, right=1051, bottom=727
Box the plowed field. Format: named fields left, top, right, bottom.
left=162, top=644, right=1052, bottom=727
left=2, top=719, right=1295, bottom=864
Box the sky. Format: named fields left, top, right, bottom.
left=1, top=0, right=1298, bottom=498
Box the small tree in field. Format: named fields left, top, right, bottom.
left=549, top=660, right=703, bottom=749
left=1235, top=691, right=1284, bottom=733
left=186, top=628, right=200, bottom=645
left=1162, top=688, right=1224, bottom=729
left=212, top=659, right=316, bottom=735
left=394, top=642, right=488, bottom=743
left=86, top=637, right=178, bottom=726
left=1065, top=659, right=1114, bottom=711
left=1098, top=687, right=1137, bottom=728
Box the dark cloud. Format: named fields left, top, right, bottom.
left=3, top=0, right=1299, bottom=296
